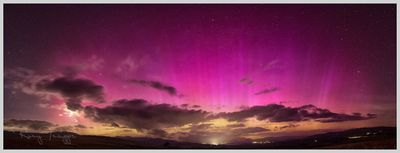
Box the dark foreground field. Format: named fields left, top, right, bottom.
left=4, top=127, right=396, bottom=149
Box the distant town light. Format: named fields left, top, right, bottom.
left=348, top=136, right=362, bottom=139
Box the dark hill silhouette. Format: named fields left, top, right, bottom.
left=4, top=126, right=396, bottom=149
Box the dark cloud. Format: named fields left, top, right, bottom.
left=232, top=127, right=270, bottom=134
left=181, top=104, right=202, bottom=109
left=84, top=99, right=210, bottom=130
left=316, top=113, right=377, bottom=123
left=269, top=107, right=302, bottom=122
left=110, top=122, right=120, bottom=128
left=149, top=129, right=168, bottom=138
left=75, top=124, right=87, bottom=129
left=239, top=78, right=253, bottom=85
left=279, top=123, right=299, bottom=129
left=128, top=79, right=180, bottom=97
left=237, top=105, right=250, bottom=110
left=217, top=104, right=376, bottom=123
left=254, top=87, right=279, bottom=95
left=216, top=104, right=284, bottom=122
left=5, top=68, right=106, bottom=111
left=4, top=119, right=55, bottom=131
left=65, top=100, right=84, bottom=111
left=73, top=100, right=377, bottom=144
left=180, top=103, right=189, bottom=108
left=192, top=105, right=201, bottom=109
left=367, top=113, right=378, bottom=118
left=36, top=77, right=105, bottom=111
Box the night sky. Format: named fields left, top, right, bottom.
left=4, top=4, right=396, bottom=144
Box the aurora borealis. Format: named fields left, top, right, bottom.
left=4, top=4, right=396, bottom=144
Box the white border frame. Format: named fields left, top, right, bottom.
left=0, top=1, right=398, bottom=153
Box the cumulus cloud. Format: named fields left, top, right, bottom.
left=128, top=79, right=182, bottom=97
left=5, top=68, right=106, bottom=111
left=84, top=99, right=210, bottom=130
left=36, top=77, right=105, bottom=111
left=254, top=87, right=279, bottom=95
left=217, top=104, right=376, bottom=123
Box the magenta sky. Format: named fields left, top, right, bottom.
left=4, top=4, right=396, bottom=136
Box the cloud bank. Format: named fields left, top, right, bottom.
left=216, top=104, right=376, bottom=123
left=4, top=119, right=87, bottom=133
left=84, top=99, right=210, bottom=130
